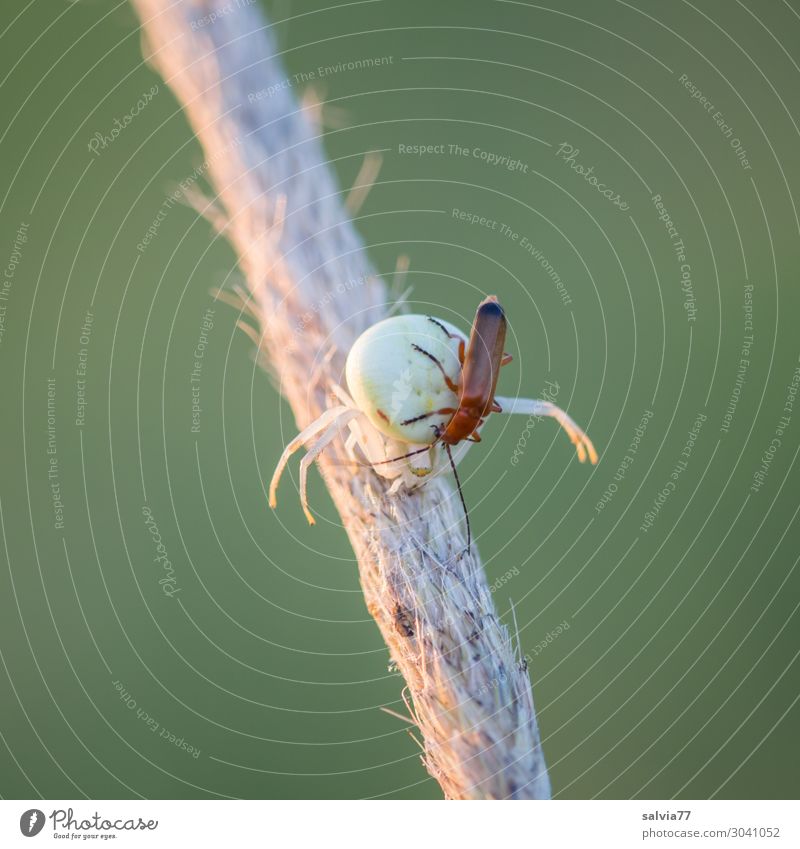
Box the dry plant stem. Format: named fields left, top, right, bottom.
left=131, top=0, right=550, bottom=799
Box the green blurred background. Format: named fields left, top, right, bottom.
left=1, top=0, right=798, bottom=800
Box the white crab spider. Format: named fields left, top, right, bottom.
left=269, top=303, right=598, bottom=526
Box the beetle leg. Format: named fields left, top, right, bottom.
left=401, top=407, right=456, bottom=426
left=425, top=317, right=467, bottom=366
left=427, top=316, right=467, bottom=348
left=426, top=316, right=454, bottom=337
left=410, top=344, right=459, bottom=393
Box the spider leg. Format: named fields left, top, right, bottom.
left=407, top=445, right=436, bottom=477
left=298, top=410, right=360, bottom=524
left=269, top=405, right=352, bottom=510
left=495, top=396, right=599, bottom=464
left=344, top=428, right=359, bottom=455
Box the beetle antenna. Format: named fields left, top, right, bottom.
left=328, top=440, right=440, bottom=469
left=444, top=442, right=471, bottom=554
left=367, top=444, right=433, bottom=466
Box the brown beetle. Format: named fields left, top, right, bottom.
left=270, top=296, right=598, bottom=549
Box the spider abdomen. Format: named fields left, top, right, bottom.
left=345, top=314, right=464, bottom=445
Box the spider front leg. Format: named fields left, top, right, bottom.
left=494, top=395, right=599, bottom=464
left=269, top=405, right=359, bottom=522
left=297, top=410, right=360, bottom=524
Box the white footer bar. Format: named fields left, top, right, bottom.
left=2, top=799, right=796, bottom=848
